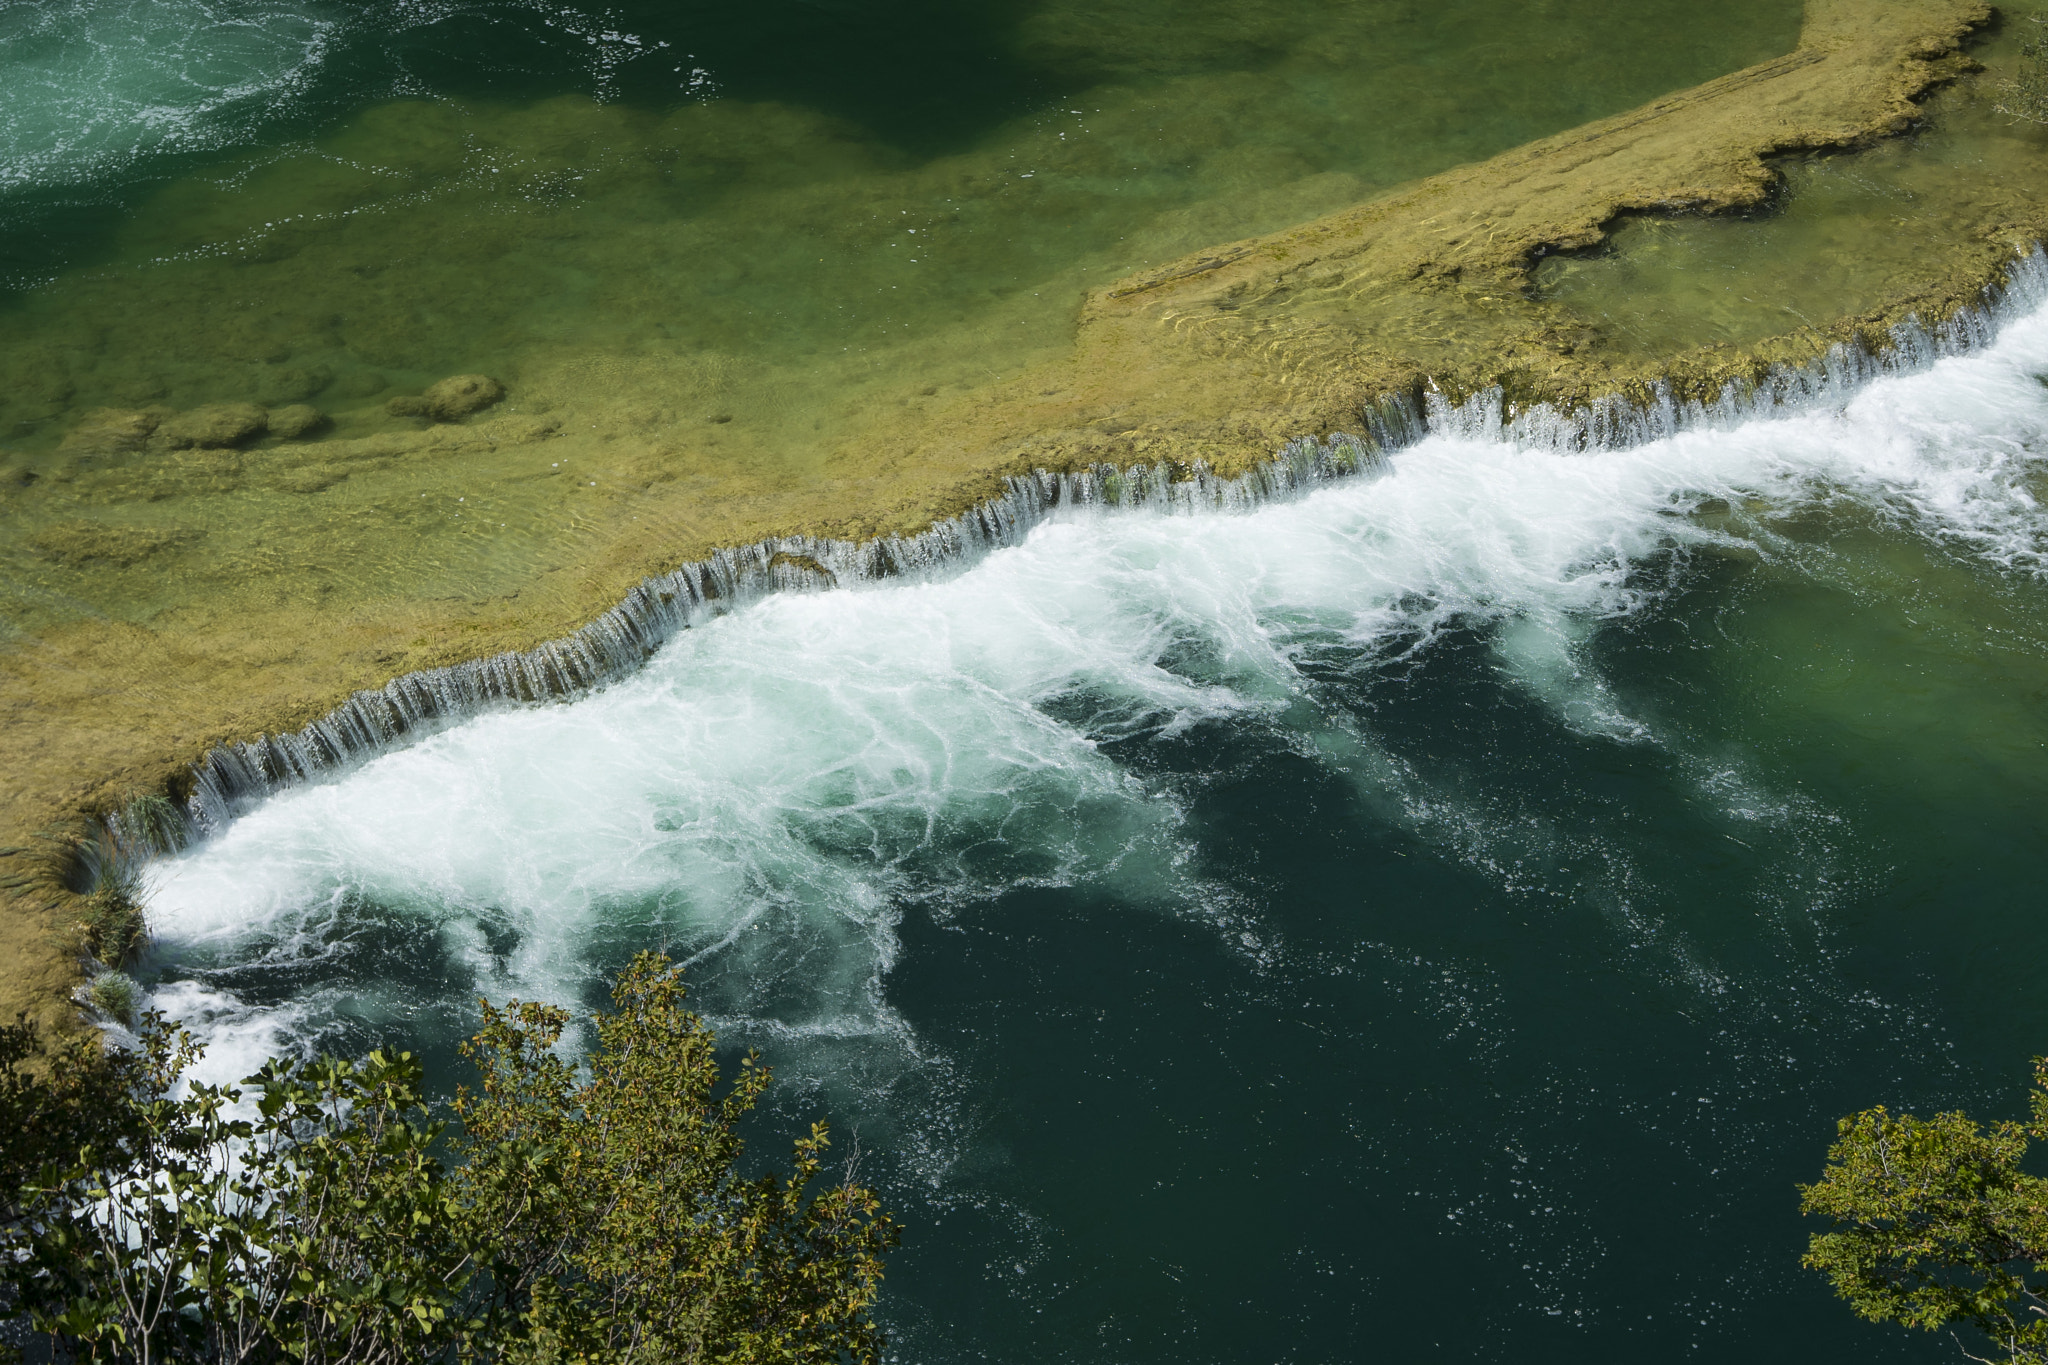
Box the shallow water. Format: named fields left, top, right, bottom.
left=0, top=0, right=1802, bottom=447
left=1535, top=34, right=2048, bottom=355
left=139, top=285, right=2048, bottom=1361
left=0, top=0, right=1831, bottom=687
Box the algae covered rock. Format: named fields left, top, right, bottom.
left=267, top=404, right=330, bottom=440
left=387, top=374, right=505, bottom=421
left=58, top=408, right=161, bottom=457
left=158, top=403, right=268, bottom=449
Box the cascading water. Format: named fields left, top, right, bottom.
left=134, top=265, right=2048, bottom=1362
left=176, top=247, right=2048, bottom=829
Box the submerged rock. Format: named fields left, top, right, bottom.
left=58, top=408, right=161, bottom=458
left=159, top=403, right=268, bottom=449
left=267, top=405, right=330, bottom=441
left=387, top=374, right=505, bottom=422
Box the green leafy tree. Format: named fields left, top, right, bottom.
left=8, top=1022, right=488, bottom=1363
left=0, top=951, right=898, bottom=1364
left=1802, top=1058, right=2048, bottom=1365
left=0, top=1015, right=148, bottom=1207
left=454, top=953, right=898, bottom=1363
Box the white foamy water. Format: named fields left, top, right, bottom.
left=0, top=0, right=673, bottom=200
left=144, top=291, right=2048, bottom=1085
left=0, top=0, right=341, bottom=195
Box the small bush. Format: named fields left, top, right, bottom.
left=0, top=1013, right=149, bottom=1209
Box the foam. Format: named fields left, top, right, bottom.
left=0, top=0, right=340, bottom=196
left=170, top=248, right=2048, bottom=834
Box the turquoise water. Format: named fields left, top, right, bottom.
left=142, top=294, right=2048, bottom=1361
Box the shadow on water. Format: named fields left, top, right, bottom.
left=578, top=0, right=1059, bottom=153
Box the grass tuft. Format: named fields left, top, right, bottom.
left=66, top=799, right=179, bottom=971
left=84, top=971, right=139, bottom=1027
left=78, top=887, right=149, bottom=968
left=110, top=793, right=189, bottom=858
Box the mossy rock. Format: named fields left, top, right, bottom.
left=257, top=363, right=334, bottom=405
left=388, top=374, right=505, bottom=422
left=159, top=402, right=269, bottom=449
left=57, top=408, right=162, bottom=457
left=268, top=404, right=331, bottom=440
left=276, top=463, right=349, bottom=494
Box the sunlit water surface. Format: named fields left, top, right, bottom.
left=140, top=293, right=2048, bottom=1362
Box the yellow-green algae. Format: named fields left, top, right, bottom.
left=1535, top=74, right=2048, bottom=357
left=0, top=0, right=2037, bottom=1027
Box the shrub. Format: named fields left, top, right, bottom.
left=0, top=1014, right=150, bottom=1225
left=1802, top=1058, right=2048, bottom=1365
left=0, top=951, right=899, bottom=1364
left=454, top=955, right=898, bottom=1363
